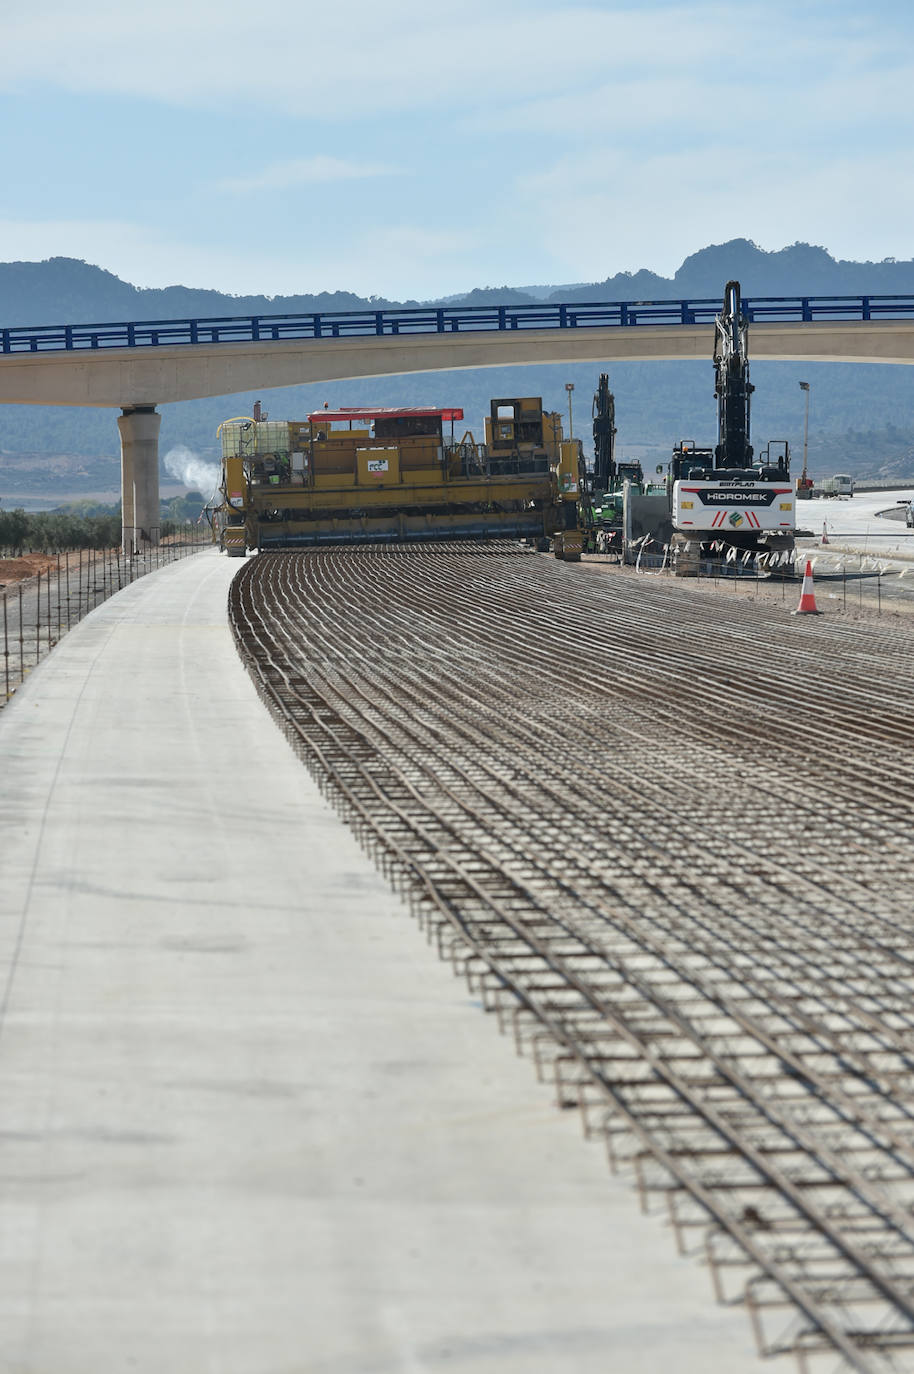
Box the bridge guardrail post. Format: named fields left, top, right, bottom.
left=9, top=289, right=914, bottom=369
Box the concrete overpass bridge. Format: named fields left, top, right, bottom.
left=3, top=293, right=914, bottom=550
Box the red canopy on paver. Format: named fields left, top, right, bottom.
left=307, top=406, right=464, bottom=422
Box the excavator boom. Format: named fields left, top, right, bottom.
left=713, top=280, right=754, bottom=471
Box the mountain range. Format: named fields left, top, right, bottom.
left=3, top=239, right=914, bottom=499
left=5, top=239, right=914, bottom=326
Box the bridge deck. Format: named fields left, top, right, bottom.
left=0, top=550, right=758, bottom=1374
left=4, top=303, right=914, bottom=407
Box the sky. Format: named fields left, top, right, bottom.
left=0, top=0, right=912, bottom=301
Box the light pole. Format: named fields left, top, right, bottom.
left=565, top=382, right=575, bottom=440
left=799, top=381, right=810, bottom=488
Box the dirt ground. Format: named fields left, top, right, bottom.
left=0, top=554, right=62, bottom=588
left=0, top=537, right=198, bottom=591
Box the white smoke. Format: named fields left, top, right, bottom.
left=163, top=444, right=221, bottom=498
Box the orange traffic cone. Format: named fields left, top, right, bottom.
left=792, top=559, right=820, bottom=615
left=821, top=522, right=829, bottom=544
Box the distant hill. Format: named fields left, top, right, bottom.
left=0, top=256, right=418, bottom=331
left=550, top=240, right=914, bottom=303
left=3, top=241, right=914, bottom=494
left=3, top=240, right=914, bottom=327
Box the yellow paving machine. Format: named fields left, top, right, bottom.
left=216, top=396, right=585, bottom=557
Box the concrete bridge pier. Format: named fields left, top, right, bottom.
left=118, top=406, right=161, bottom=552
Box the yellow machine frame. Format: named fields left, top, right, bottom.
left=217, top=398, right=585, bottom=559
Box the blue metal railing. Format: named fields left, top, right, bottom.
left=2, top=293, right=913, bottom=356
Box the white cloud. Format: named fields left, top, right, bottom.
left=213, top=156, right=402, bottom=193
left=3, top=1, right=912, bottom=298
left=0, top=0, right=818, bottom=120
left=514, top=145, right=914, bottom=281
left=460, top=64, right=914, bottom=142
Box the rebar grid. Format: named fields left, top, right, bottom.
left=229, top=545, right=914, bottom=1373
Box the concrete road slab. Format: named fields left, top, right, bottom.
left=0, top=550, right=764, bottom=1373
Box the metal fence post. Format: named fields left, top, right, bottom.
left=34, top=570, right=40, bottom=665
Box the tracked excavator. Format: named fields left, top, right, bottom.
left=670, top=281, right=795, bottom=570
left=587, top=374, right=643, bottom=550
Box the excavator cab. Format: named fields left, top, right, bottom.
left=671, top=441, right=714, bottom=482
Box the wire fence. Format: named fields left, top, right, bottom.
left=620, top=544, right=904, bottom=614
left=1, top=527, right=210, bottom=706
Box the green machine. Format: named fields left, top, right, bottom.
left=584, top=375, right=643, bottom=551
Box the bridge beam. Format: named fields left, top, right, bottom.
left=5, top=321, right=914, bottom=410
left=5, top=320, right=914, bottom=412
left=117, top=406, right=160, bottom=552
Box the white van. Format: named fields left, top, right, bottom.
left=820, top=473, right=855, bottom=498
